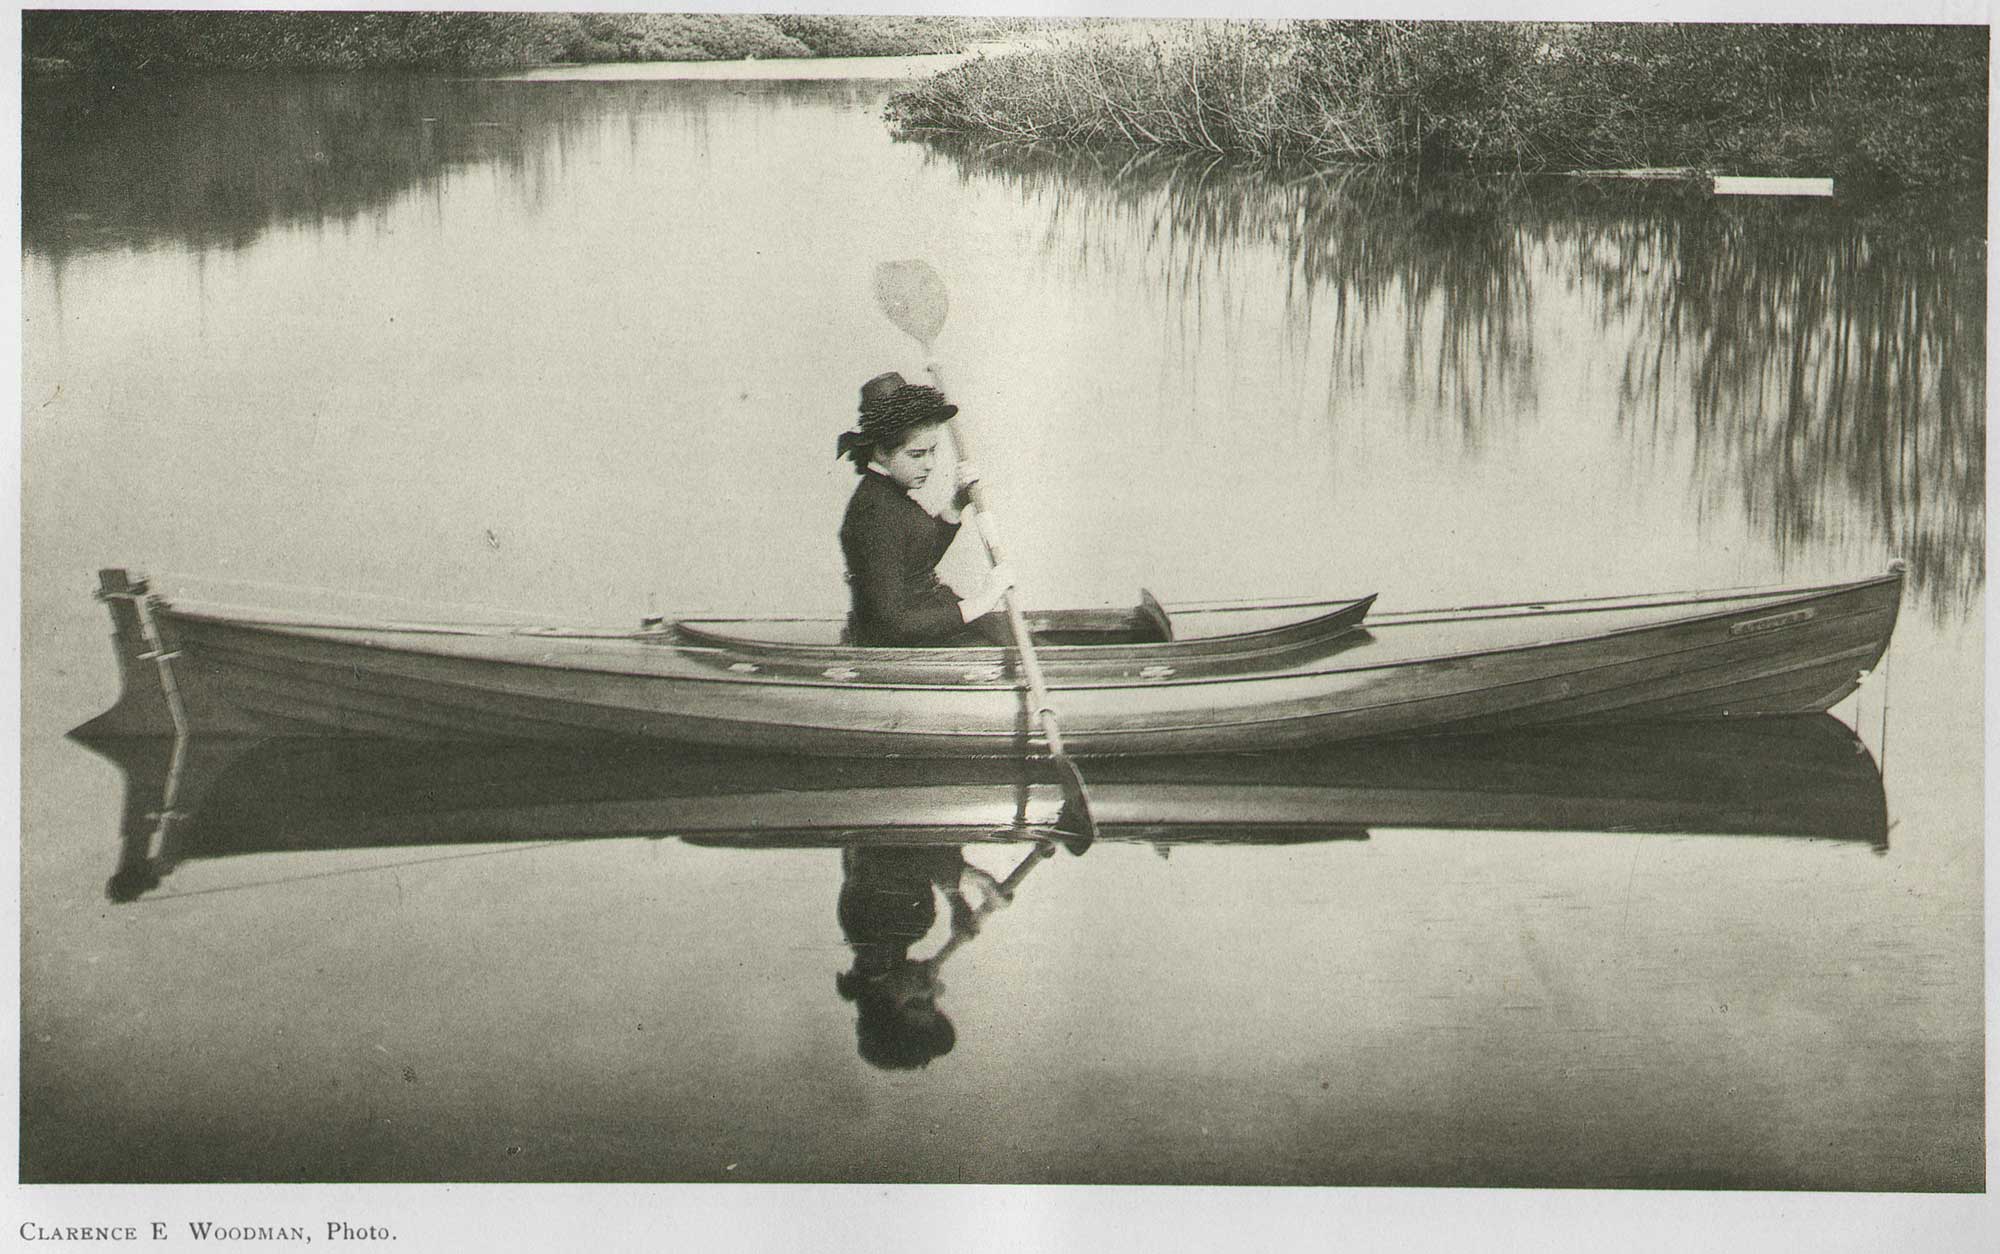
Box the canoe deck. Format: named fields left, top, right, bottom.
left=669, top=592, right=1378, bottom=682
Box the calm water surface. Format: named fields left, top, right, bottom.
left=19, top=62, right=1984, bottom=1186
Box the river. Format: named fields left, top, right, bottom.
left=18, top=58, right=1983, bottom=1188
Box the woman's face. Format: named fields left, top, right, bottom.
left=874, top=424, right=946, bottom=492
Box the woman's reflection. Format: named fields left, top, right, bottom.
left=834, top=841, right=1049, bottom=1070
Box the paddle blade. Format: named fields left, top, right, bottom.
left=1050, top=755, right=1097, bottom=856
left=874, top=259, right=949, bottom=348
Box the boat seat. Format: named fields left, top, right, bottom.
left=1136, top=589, right=1174, bottom=642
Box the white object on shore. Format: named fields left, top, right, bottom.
left=1566, top=167, right=1700, bottom=181
left=1712, top=176, right=1835, bottom=197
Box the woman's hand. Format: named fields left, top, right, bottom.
left=959, top=561, right=1015, bottom=622
left=940, top=461, right=980, bottom=523
left=959, top=864, right=1006, bottom=909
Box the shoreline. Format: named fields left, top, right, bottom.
left=487, top=42, right=1034, bottom=83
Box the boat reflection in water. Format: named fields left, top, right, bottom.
left=77, top=716, right=1886, bottom=898
left=73, top=717, right=1886, bottom=1067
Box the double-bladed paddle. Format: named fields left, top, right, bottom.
left=873, top=259, right=1097, bottom=854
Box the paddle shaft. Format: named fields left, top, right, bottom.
left=929, top=369, right=1074, bottom=761
left=875, top=260, right=1091, bottom=848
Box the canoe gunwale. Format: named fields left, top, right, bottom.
left=154, top=572, right=1897, bottom=645
left=159, top=572, right=1897, bottom=697
left=1194, top=570, right=1906, bottom=624
left=1314, top=575, right=1901, bottom=680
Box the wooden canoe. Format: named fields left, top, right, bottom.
left=79, top=564, right=1902, bottom=756
left=77, top=716, right=1889, bottom=902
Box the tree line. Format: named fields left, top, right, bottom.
left=23, top=11, right=1002, bottom=73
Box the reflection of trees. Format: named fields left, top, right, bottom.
left=27, top=75, right=519, bottom=256
left=920, top=138, right=1537, bottom=440
left=1584, top=202, right=1985, bottom=618
left=913, top=136, right=1983, bottom=610
left=22, top=74, right=884, bottom=258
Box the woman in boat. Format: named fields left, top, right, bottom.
left=836, top=372, right=1014, bottom=647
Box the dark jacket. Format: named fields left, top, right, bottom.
left=840, top=470, right=965, bottom=646
left=835, top=845, right=968, bottom=950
